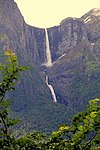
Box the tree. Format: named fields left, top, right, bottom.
left=45, top=98, right=100, bottom=150
left=0, top=50, right=27, bottom=149
left=13, top=98, right=99, bottom=150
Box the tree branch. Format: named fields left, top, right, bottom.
left=82, top=132, right=98, bottom=150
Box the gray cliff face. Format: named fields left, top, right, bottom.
left=46, top=10, right=100, bottom=109
left=46, top=26, right=61, bottom=62
left=48, top=18, right=89, bottom=62
left=58, top=18, right=88, bottom=54
left=0, top=0, right=46, bottom=65
left=81, top=8, right=100, bottom=62
left=26, top=26, right=46, bottom=65
left=0, top=0, right=52, bottom=111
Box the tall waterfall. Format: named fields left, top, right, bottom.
left=45, top=28, right=52, bottom=67
left=46, top=75, right=57, bottom=103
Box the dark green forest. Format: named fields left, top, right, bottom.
left=0, top=50, right=100, bottom=149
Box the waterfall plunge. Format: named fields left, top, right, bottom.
left=46, top=76, right=57, bottom=103
left=44, top=29, right=57, bottom=103
left=45, top=28, right=52, bottom=67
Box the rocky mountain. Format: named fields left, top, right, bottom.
left=81, top=8, right=100, bottom=62
left=0, top=0, right=71, bottom=133
left=46, top=8, right=100, bottom=110
left=0, top=0, right=100, bottom=133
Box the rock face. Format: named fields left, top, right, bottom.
left=47, top=18, right=88, bottom=61
left=0, top=0, right=52, bottom=111
left=0, top=0, right=46, bottom=65
left=0, top=0, right=61, bottom=133
left=0, top=0, right=100, bottom=132
left=46, top=9, right=100, bottom=110
left=81, top=8, right=100, bottom=62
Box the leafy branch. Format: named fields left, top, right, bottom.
left=0, top=50, right=27, bottom=149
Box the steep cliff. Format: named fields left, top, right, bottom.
left=48, top=18, right=88, bottom=60
left=0, top=0, right=71, bottom=133
left=46, top=10, right=100, bottom=111
left=81, top=8, right=100, bottom=62
left=0, top=0, right=51, bottom=106
left=0, top=0, right=47, bottom=65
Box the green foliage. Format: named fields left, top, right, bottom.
left=0, top=50, right=27, bottom=149
left=14, top=98, right=100, bottom=150
left=72, top=59, right=100, bottom=112
left=45, top=98, right=100, bottom=150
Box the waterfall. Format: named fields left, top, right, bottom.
left=44, top=29, right=57, bottom=102
left=46, top=75, right=57, bottom=103
left=45, top=28, right=52, bottom=67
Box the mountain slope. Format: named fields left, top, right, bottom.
left=0, top=0, right=72, bottom=133
left=46, top=10, right=100, bottom=111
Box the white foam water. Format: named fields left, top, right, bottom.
left=46, top=75, right=57, bottom=103
left=45, top=28, right=52, bottom=67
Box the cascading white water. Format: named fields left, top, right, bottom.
left=46, top=75, right=57, bottom=103
left=44, top=29, right=57, bottom=102
left=45, top=28, right=52, bottom=67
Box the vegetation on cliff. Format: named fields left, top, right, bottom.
left=0, top=51, right=100, bottom=149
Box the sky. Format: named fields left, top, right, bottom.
left=15, top=0, right=100, bottom=28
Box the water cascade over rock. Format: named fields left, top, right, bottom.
left=46, top=75, right=57, bottom=103
left=45, top=28, right=52, bottom=67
